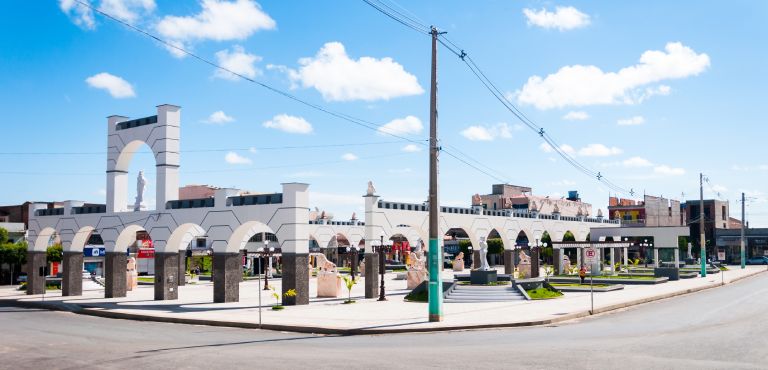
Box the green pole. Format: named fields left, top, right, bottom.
left=427, top=26, right=443, bottom=322
left=428, top=239, right=442, bottom=319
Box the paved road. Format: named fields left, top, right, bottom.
left=2, top=273, right=767, bottom=370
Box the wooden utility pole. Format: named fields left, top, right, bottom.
left=700, top=173, right=707, bottom=277
left=428, top=26, right=443, bottom=322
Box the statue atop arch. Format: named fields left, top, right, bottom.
left=366, top=180, right=376, bottom=196
left=134, top=170, right=147, bottom=212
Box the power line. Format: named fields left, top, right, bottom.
left=361, top=0, right=637, bottom=196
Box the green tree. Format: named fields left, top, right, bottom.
left=563, top=231, right=576, bottom=242
left=486, top=238, right=504, bottom=255
left=0, top=227, right=8, bottom=244
left=541, top=231, right=553, bottom=264
left=47, top=244, right=63, bottom=263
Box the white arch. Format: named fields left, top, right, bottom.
left=113, top=224, right=146, bottom=253
left=226, top=221, right=275, bottom=253
left=114, top=140, right=152, bottom=172
left=69, top=226, right=96, bottom=252
left=164, top=223, right=205, bottom=254
left=32, top=227, right=57, bottom=252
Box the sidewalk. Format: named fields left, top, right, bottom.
left=2, top=266, right=765, bottom=335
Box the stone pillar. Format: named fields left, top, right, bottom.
left=504, top=249, right=514, bottom=274
left=282, top=253, right=309, bottom=305
left=474, top=250, right=482, bottom=270
left=553, top=248, right=563, bottom=275
left=154, top=252, right=179, bottom=300
left=178, top=250, right=186, bottom=286
left=25, top=251, right=47, bottom=295
left=653, top=248, right=660, bottom=268
left=364, top=253, right=379, bottom=298
left=530, top=248, right=540, bottom=278
left=674, top=248, right=680, bottom=268
left=609, top=248, right=615, bottom=272
left=576, top=248, right=582, bottom=267
left=104, top=252, right=127, bottom=298
left=624, top=247, right=629, bottom=266
left=213, top=252, right=240, bottom=303
left=62, top=251, right=83, bottom=296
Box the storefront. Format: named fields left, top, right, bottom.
left=716, top=228, right=768, bottom=263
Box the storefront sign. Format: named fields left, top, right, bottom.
left=84, top=247, right=106, bottom=257
left=137, top=248, right=155, bottom=259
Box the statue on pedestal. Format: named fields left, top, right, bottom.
left=477, top=238, right=490, bottom=271
left=453, top=252, right=465, bottom=271
left=316, top=254, right=341, bottom=298
left=134, top=170, right=147, bottom=212
left=366, top=181, right=376, bottom=196
left=406, top=241, right=427, bottom=289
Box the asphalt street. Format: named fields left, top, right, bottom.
left=2, top=273, right=767, bottom=370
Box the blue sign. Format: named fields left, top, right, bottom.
left=84, top=246, right=106, bottom=257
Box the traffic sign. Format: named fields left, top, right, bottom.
left=585, top=247, right=597, bottom=263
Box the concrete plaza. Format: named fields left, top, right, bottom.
left=2, top=266, right=765, bottom=334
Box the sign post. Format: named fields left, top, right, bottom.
left=585, top=247, right=597, bottom=314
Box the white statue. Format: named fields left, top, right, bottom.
left=366, top=181, right=376, bottom=196
left=477, top=238, right=490, bottom=271
left=687, top=242, right=693, bottom=259
left=134, top=170, right=147, bottom=211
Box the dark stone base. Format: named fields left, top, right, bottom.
left=178, top=250, right=186, bottom=287
left=26, top=251, right=47, bottom=295
left=62, top=251, right=83, bottom=296
left=364, top=253, right=379, bottom=299
left=281, top=253, right=309, bottom=305
left=155, top=252, right=180, bottom=300
left=654, top=267, right=680, bottom=281
left=470, top=269, right=498, bottom=285
left=104, top=252, right=127, bottom=298
left=213, top=253, right=240, bottom=303
left=504, top=250, right=514, bottom=274
left=530, top=248, right=540, bottom=278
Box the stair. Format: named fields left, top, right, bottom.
left=443, top=284, right=525, bottom=303
left=91, top=276, right=106, bottom=287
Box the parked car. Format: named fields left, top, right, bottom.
left=746, top=256, right=768, bottom=265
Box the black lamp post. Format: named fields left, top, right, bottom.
left=377, top=235, right=390, bottom=301
left=260, top=242, right=274, bottom=291
left=349, top=245, right=360, bottom=282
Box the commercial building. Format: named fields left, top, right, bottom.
left=715, top=228, right=768, bottom=263
left=608, top=195, right=682, bottom=227
left=476, top=184, right=592, bottom=217
left=681, top=199, right=732, bottom=255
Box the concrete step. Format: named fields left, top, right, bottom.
left=444, top=285, right=524, bottom=303
left=444, top=296, right=524, bottom=303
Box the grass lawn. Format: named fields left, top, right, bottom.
left=137, top=277, right=154, bottom=283
left=526, top=287, right=563, bottom=300
left=457, top=281, right=511, bottom=286
left=555, top=275, right=656, bottom=280
left=550, top=283, right=611, bottom=288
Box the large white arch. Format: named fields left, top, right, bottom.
left=113, top=224, right=146, bottom=253
left=226, top=221, right=275, bottom=253
left=69, top=226, right=96, bottom=252
left=32, top=227, right=57, bottom=252
left=164, top=223, right=206, bottom=254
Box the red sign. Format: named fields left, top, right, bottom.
left=137, top=249, right=155, bottom=259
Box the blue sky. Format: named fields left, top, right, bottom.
left=2, top=1, right=767, bottom=225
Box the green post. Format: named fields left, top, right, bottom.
left=428, top=238, right=443, bottom=320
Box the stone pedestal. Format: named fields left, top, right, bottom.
left=178, top=250, right=187, bottom=286
left=155, top=252, right=179, bottom=300
left=26, top=251, right=47, bottom=295
left=406, top=269, right=427, bottom=289
left=213, top=252, right=240, bottom=303
left=452, top=260, right=464, bottom=272
left=281, top=253, right=309, bottom=305
left=62, top=251, right=83, bottom=296
left=317, top=273, right=341, bottom=298
left=470, top=270, right=497, bottom=285
left=104, top=252, right=127, bottom=298
left=364, top=253, right=379, bottom=299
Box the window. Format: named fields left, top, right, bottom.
left=722, top=205, right=726, bottom=220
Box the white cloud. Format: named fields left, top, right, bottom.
left=284, top=42, right=423, bottom=101
left=213, top=45, right=261, bottom=80
left=732, top=164, right=768, bottom=172
left=460, top=123, right=514, bottom=141
left=224, top=151, right=251, bottom=164
left=203, top=110, right=235, bottom=124
left=402, top=144, right=422, bottom=152
left=577, top=144, right=623, bottom=157
left=263, top=114, right=313, bottom=134
left=378, top=116, right=423, bottom=136
left=617, top=115, right=645, bottom=126
left=523, top=6, right=591, bottom=31
left=562, top=111, right=589, bottom=121
left=99, top=0, right=156, bottom=24
left=156, top=0, right=275, bottom=56
left=539, top=142, right=575, bottom=156
left=622, top=156, right=653, bottom=167
left=341, top=153, right=358, bottom=161
left=85, top=72, right=136, bottom=98
left=653, top=165, right=685, bottom=176
left=516, top=42, right=711, bottom=110
left=60, top=0, right=95, bottom=29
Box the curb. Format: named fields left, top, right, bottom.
left=2, top=269, right=764, bottom=335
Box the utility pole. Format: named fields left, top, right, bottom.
left=700, top=173, right=707, bottom=277
left=427, top=26, right=443, bottom=322
left=741, top=192, right=746, bottom=269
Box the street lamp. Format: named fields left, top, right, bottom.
left=259, top=240, right=275, bottom=291
left=375, top=235, right=391, bottom=301
left=348, top=245, right=360, bottom=282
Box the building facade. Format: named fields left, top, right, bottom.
left=476, top=184, right=593, bottom=217
left=608, top=195, right=682, bottom=227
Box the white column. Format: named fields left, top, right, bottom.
left=609, top=247, right=615, bottom=270
left=674, top=248, right=680, bottom=268
left=364, top=195, right=381, bottom=255
left=653, top=248, right=660, bottom=268
left=623, top=247, right=629, bottom=266
left=155, top=105, right=181, bottom=210
left=576, top=247, right=582, bottom=267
